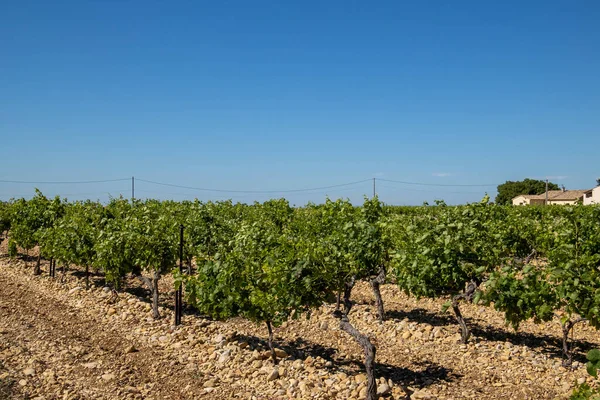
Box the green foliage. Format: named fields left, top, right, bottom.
left=570, top=383, right=600, bottom=400
left=0, top=201, right=11, bottom=235
left=3, top=189, right=600, bottom=363
left=7, top=239, right=17, bottom=257
left=130, top=200, right=180, bottom=276
left=480, top=264, right=556, bottom=329
left=495, top=178, right=559, bottom=205
left=8, top=189, right=64, bottom=253
left=93, top=198, right=137, bottom=287
left=568, top=349, right=600, bottom=400
left=39, top=201, right=102, bottom=268
left=391, top=196, right=504, bottom=298
left=546, top=207, right=600, bottom=328
left=587, top=349, right=600, bottom=378
left=181, top=199, right=329, bottom=326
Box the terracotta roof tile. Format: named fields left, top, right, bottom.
left=514, top=190, right=589, bottom=201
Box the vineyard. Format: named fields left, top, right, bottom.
left=1, top=191, right=600, bottom=399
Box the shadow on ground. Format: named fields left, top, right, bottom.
left=234, top=334, right=461, bottom=389
left=0, top=361, right=18, bottom=400
left=386, top=308, right=456, bottom=327
left=386, top=306, right=594, bottom=364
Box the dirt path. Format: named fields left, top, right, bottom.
left=0, top=263, right=226, bottom=400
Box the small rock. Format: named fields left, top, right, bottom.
left=107, top=308, right=117, bottom=316
left=101, top=373, right=115, bottom=381
left=198, top=320, right=211, bottom=328
left=355, top=374, right=367, bottom=384
left=402, top=331, right=412, bottom=340
left=577, top=377, right=586, bottom=385
left=125, top=386, right=140, bottom=393
left=213, top=334, right=225, bottom=344
left=68, top=287, right=83, bottom=295
left=203, top=379, right=217, bottom=388
left=18, top=379, right=27, bottom=386
left=319, top=321, right=328, bottom=330
left=23, top=368, right=35, bottom=376
left=218, top=350, right=231, bottom=364
left=267, top=369, right=279, bottom=381
left=412, top=389, right=436, bottom=399
left=238, top=341, right=249, bottom=349
left=124, top=345, right=137, bottom=354
left=377, top=383, right=391, bottom=396
left=274, top=348, right=288, bottom=359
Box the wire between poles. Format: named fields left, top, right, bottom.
left=377, top=178, right=498, bottom=187
left=0, top=178, right=131, bottom=184
left=136, top=178, right=372, bottom=194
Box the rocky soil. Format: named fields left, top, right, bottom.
left=1, top=254, right=599, bottom=399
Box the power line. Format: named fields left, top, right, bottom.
left=136, top=178, right=372, bottom=194
left=376, top=183, right=487, bottom=194
left=0, top=178, right=130, bottom=184
left=378, top=178, right=498, bottom=187
left=137, top=184, right=361, bottom=198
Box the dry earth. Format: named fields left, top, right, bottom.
left=1, top=253, right=599, bottom=400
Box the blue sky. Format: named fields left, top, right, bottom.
left=1, top=1, right=599, bottom=205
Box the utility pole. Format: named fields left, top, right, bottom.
left=373, top=178, right=376, bottom=198
left=545, top=179, right=548, bottom=206
left=132, top=176, right=135, bottom=201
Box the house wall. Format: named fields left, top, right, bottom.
left=584, top=187, right=600, bottom=205
left=547, top=199, right=580, bottom=205
left=512, top=196, right=530, bottom=206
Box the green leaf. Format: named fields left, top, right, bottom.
left=587, top=361, right=598, bottom=378
left=587, top=349, right=600, bottom=363
left=441, top=301, right=452, bottom=313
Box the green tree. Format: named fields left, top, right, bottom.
left=495, top=178, right=559, bottom=205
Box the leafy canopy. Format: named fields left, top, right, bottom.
left=495, top=178, right=559, bottom=205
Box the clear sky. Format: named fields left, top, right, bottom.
left=1, top=1, right=599, bottom=205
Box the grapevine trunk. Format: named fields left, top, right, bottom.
left=343, top=276, right=356, bottom=315
left=33, top=254, right=41, bottom=276
left=451, top=297, right=470, bottom=343
left=561, top=317, right=586, bottom=366
left=370, top=265, right=386, bottom=322
left=338, top=314, right=377, bottom=400
left=266, top=321, right=277, bottom=364
left=138, top=270, right=162, bottom=319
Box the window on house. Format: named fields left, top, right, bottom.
left=586, top=193, right=592, bottom=198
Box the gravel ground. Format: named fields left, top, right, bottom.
left=0, top=253, right=598, bottom=400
